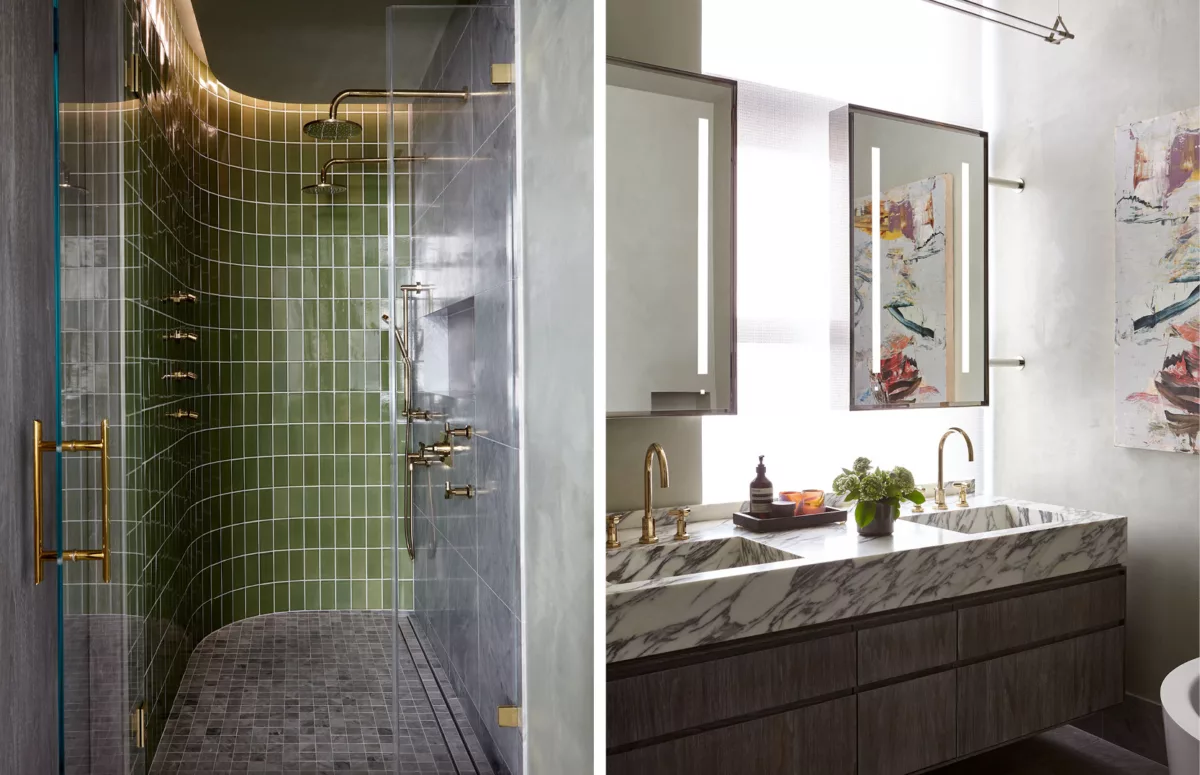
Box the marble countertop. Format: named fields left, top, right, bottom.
left=605, top=496, right=1127, bottom=663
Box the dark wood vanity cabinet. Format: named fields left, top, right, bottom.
left=957, top=626, right=1124, bottom=755
left=608, top=697, right=858, bottom=775
left=607, top=567, right=1126, bottom=775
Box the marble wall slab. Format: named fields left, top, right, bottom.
left=410, top=5, right=521, bottom=774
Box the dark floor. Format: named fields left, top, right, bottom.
left=932, top=724, right=1167, bottom=775
left=149, top=612, right=493, bottom=775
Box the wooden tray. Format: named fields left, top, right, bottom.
left=733, top=506, right=849, bottom=533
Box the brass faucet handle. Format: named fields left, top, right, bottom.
left=605, top=513, right=625, bottom=549
left=669, top=508, right=691, bottom=541
left=419, top=441, right=454, bottom=465
left=444, top=482, right=474, bottom=499
left=953, top=481, right=970, bottom=508
left=405, top=451, right=432, bottom=467
left=444, top=422, right=473, bottom=439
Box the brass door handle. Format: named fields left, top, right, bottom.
left=33, top=419, right=110, bottom=585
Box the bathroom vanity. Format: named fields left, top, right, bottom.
left=605, top=499, right=1128, bottom=774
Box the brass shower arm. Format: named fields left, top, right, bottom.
left=327, top=87, right=470, bottom=119
left=317, top=156, right=426, bottom=185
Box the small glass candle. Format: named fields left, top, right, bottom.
left=779, top=491, right=804, bottom=515
left=799, top=489, right=825, bottom=515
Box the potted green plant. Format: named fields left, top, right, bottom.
left=832, top=457, right=925, bottom=537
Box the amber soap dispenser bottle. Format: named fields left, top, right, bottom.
left=750, top=456, right=773, bottom=516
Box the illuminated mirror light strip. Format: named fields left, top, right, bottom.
left=961, top=161, right=970, bottom=373
left=871, top=146, right=881, bottom=374
left=697, top=117, right=710, bottom=376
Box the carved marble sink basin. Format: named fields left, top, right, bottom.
left=901, top=502, right=1083, bottom=534
left=606, top=536, right=801, bottom=585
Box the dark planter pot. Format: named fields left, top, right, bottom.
left=857, top=500, right=897, bottom=537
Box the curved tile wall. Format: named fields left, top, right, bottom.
left=121, top=0, right=411, bottom=757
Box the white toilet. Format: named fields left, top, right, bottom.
left=1162, top=658, right=1200, bottom=775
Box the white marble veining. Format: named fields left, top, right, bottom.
left=606, top=536, right=800, bottom=585
left=606, top=496, right=1127, bottom=663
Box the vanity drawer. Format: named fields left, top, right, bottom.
left=858, top=671, right=956, bottom=775
left=958, top=573, right=1125, bottom=660
left=606, top=631, right=855, bottom=747
left=607, top=696, right=856, bottom=775
left=957, top=626, right=1124, bottom=755
left=858, top=609, right=956, bottom=684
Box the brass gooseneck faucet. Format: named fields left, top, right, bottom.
left=935, top=427, right=975, bottom=510
left=641, top=443, right=670, bottom=544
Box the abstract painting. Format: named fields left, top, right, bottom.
left=852, top=173, right=953, bottom=405
left=1114, top=107, right=1199, bottom=454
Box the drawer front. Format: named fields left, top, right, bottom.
left=859, top=672, right=956, bottom=775
left=607, top=696, right=857, bottom=775
left=858, top=610, right=956, bottom=684
left=958, top=574, right=1124, bottom=660
left=607, top=631, right=855, bottom=747
left=957, top=626, right=1124, bottom=755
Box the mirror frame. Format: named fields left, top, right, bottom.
left=846, top=104, right=990, bottom=411
left=606, top=56, right=739, bottom=417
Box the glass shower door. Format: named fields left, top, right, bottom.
left=54, top=0, right=141, bottom=772
left=388, top=5, right=524, bottom=773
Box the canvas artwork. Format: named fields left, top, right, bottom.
left=1114, top=107, right=1199, bottom=454
left=851, top=173, right=954, bottom=406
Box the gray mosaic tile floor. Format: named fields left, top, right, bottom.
left=150, top=612, right=492, bottom=775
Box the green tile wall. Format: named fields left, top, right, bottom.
left=186, top=98, right=411, bottom=630
left=120, top=0, right=410, bottom=761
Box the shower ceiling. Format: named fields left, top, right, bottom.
left=184, top=0, right=457, bottom=103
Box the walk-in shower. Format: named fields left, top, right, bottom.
left=46, top=1, right=520, bottom=772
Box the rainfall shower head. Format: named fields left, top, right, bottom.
left=301, top=180, right=348, bottom=196
left=304, top=88, right=470, bottom=141
left=301, top=156, right=426, bottom=199
left=303, top=117, right=363, bottom=140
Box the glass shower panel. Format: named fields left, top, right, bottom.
left=388, top=5, right=524, bottom=773
left=56, top=0, right=140, bottom=773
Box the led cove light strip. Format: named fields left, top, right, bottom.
left=961, top=161, right=970, bottom=374
left=697, top=117, right=710, bottom=376
left=871, top=146, right=881, bottom=375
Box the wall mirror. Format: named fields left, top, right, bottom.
left=847, top=106, right=988, bottom=409
left=606, top=57, right=737, bottom=416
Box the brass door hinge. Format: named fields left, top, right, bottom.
left=131, top=704, right=147, bottom=749
left=497, top=705, right=521, bottom=728
left=491, top=64, right=514, bottom=86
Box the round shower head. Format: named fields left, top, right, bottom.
left=59, top=164, right=90, bottom=198
left=59, top=180, right=90, bottom=198
left=302, top=180, right=347, bottom=197
left=304, top=117, right=363, bottom=140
